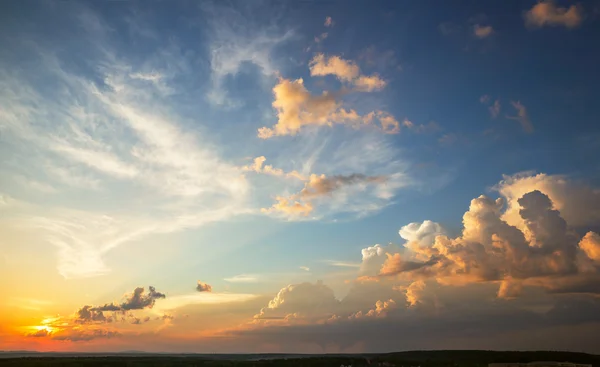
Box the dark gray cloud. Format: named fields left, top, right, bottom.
left=74, top=286, right=166, bottom=324
left=196, top=281, right=213, bottom=292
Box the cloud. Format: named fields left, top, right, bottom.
left=314, top=32, right=328, bottom=43
left=0, top=12, right=251, bottom=278
left=399, top=220, right=446, bottom=247
left=323, top=260, right=362, bottom=268
left=309, top=54, right=386, bottom=91
left=473, top=24, right=494, bottom=38
left=258, top=53, right=409, bottom=138
left=348, top=299, right=396, bottom=319
left=525, top=1, right=584, bottom=29
left=242, top=156, right=304, bottom=180
left=203, top=2, right=293, bottom=107
left=494, top=172, right=600, bottom=229
left=254, top=281, right=340, bottom=321
left=224, top=274, right=260, bottom=283
left=262, top=173, right=388, bottom=217
left=309, top=54, right=360, bottom=82
left=27, top=328, right=50, bottom=338
left=74, top=286, right=166, bottom=323
left=261, top=196, right=314, bottom=217
left=578, top=232, right=600, bottom=263
left=51, top=328, right=120, bottom=342
left=324, top=16, right=334, bottom=27
left=507, top=101, right=534, bottom=133
left=196, top=281, right=213, bottom=292
left=374, top=187, right=600, bottom=297
left=300, top=266, right=310, bottom=271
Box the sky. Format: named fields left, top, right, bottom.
left=1, top=0, right=600, bottom=354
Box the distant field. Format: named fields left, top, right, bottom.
left=0, top=351, right=598, bottom=367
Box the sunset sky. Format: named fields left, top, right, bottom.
left=1, top=0, right=600, bottom=354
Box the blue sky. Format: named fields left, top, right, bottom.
left=2, top=0, right=600, bottom=353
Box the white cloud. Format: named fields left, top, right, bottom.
left=224, top=274, right=261, bottom=283
left=0, top=24, right=250, bottom=278
left=204, top=3, right=293, bottom=107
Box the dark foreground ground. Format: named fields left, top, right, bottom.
left=1, top=350, right=599, bottom=367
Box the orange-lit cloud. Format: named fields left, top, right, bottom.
left=261, top=173, right=387, bottom=217
left=473, top=24, right=494, bottom=38
left=242, top=156, right=305, bottom=180
left=525, top=1, right=584, bottom=29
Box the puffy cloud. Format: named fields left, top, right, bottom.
left=397, top=280, right=427, bottom=307
left=309, top=54, right=386, bottom=91
left=473, top=24, right=494, bottom=38
left=579, top=232, right=600, bottom=263
left=324, top=16, right=334, bottom=27
left=75, top=305, right=108, bottom=324
left=507, top=101, right=534, bottom=133
left=494, top=172, right=600, bottom=229
left=359, top=244, right=396, bottom=276
left=399, top=220, right=446, bottom=247
left=525, top=1, right=584, bottom=29
left=375, top=188, right=600, bottom=297
left=255, top=281, right=340, bottom=321
left=196, top=281, right=213, bottom=292
left=348, top=299, right=396, bottom=319
left=257, top=77, right=349, bottom=138
left=309, top=54, right=360, bottom=82
left=258, top=55, right=409, bottom=138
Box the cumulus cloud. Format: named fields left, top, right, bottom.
left=507, top=101, right=534, bottom=133
left=525, top=1, right=584, bottom=29
left=348, top=299, right=396, bottom=319
left=473, top=24, right=494, bottom=38
left=494, top=172, right=600, bottom=229
left=257, top=54, right=412, bottom=138
left=254, top=281, right=340, bottom=321
left=579, top=232, right=600, bottom=263
left=197, top=281, right=213, bottom=292
left=375, top=188, right=600, bottom=297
